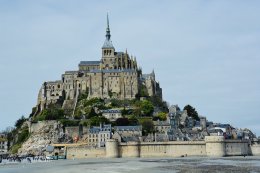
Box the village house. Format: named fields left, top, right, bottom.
left=101, top=109, right=122, bottom=121
left=87, top=124, right=112, bottom=147
left=113, top=126, right=142, bottom=142
left=0, top=134, right=8, bottom=154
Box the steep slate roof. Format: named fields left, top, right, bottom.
left=79, top=61, right=100, bottom=66
left=65, top=71, right=78, bottom=74
left=121, top=136, right=140, bottom=142
left=102, top=109, right=121, bottom=113
left=89, top=124, right=112, bottom=133
left=115, top=52, right=124, bottom=56
left=153, top=121, right=170, bottom=126
left=89, top=127, right=100, bottom=133
left=103, top=39, right=114, bottom=48
left=114, top=126, right=142, bottom=131
left=46, top=80, right=63, bottom=84
left=141, top=73, right=154, bottom=80
left=89, top=69, right=136, bottom=73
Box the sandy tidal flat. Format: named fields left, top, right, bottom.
left=1, top=156, right=260, bottom=173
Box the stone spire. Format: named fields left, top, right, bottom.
left=106, top=13, right=111, bottom=40
left=151, top=69, right=155, bottom=80
left=102, top=13, right=114, bottom=49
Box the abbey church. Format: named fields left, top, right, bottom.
left=36, top=15, right=162, bottom=114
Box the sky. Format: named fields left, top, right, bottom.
left=0, top=0, right=259, bottom=135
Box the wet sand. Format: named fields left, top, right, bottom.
left=1, top=156, right=260, bottom=173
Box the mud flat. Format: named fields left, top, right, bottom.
left=1, top=156, right=260, bottom=173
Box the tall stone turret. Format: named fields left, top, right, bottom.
left=106, top=139, right=119, bottom=158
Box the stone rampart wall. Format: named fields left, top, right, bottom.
left=225, top=140, right=249, bottom=156
left=119, top=141, right=206, bottom=157
left=66, top=137, right=255, bottom=159
left=66, top=146, right=105, bottom=159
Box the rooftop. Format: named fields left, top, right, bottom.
left=79, top=61, right=100, bottom=66
left=89, top=69, right=136, bottom=73
left=102, top=109, right=121, bottom=113
left=102, top=39, right=114, bottom=49
left=114, top=126, right=142, bottom=131
left=64, top=71, right=78, bottom=74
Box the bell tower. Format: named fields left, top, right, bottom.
left=102, top=14, right=115, bottom=69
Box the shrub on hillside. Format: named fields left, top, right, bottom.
left=15, top=116, right=27, bottom=128
left=36, top=108, right=64, bottom=121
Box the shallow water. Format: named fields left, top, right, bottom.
left=1, top=156, right=260, bottom=173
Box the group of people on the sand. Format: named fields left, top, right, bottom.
left=0, top=154, right=51, bottom=164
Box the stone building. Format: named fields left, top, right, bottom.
left=101, top=109, right=122, bottom=121
left=112, top=126, right=142, bottom=142
left=153, top=120, right=171, bottom=133
left=168, top=105, right=190, bottom=128
left=114, top=126, right=142, bottom=136
left=0, top=134, right=8, bottom=154
left=34, top=14, right=162, bottom=116
left=113, top=126, right=142, bottom=142
left=87, top=124, right=112, bottom=147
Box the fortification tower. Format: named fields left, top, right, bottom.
left=106, top=139, right=119, bottom=158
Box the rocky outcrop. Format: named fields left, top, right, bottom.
left=18, top=120, right=63, bottom=155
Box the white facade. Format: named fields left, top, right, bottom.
left=0, top=134, right=8, bottom=154
left=87, top=124, right=112, bottom=147
left=102, top=109, right=122, bottom=122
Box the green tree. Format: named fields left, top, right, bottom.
left=136, top=84, right=149, bottom=98
left=29, top=107, right=37, bottom=117
left=78, top=89, right=89, bottom=101
left=36, top=107, right=64, bottom=121
left=17, top=127, right=29, bottom=144
left=74, top=109, right=83, bottom=119
left=11, top=144, right=22, bottom=154
left=140, top=100, right=154, bottom=116
left=59, top=119, right=80, bottom=127
left=183, top=105, right=200, bottom=121
left=89, top=116, right=110, bottom=126
left=15, top=116, right=27, bottom=128
left=140, top=119, right=154, bottom=135
left=140, top=84, right=149, bottom=97
left=153, top=112, right=167, bottom=121
left=149, top=96, right=169, bottom=113
left=128, top=115, right=139, bottom=126
left=133, top=100, right=142, bottom=117
left=41, top=108, right=64, bottom=120
left=10, top=126, right=29, bottom=154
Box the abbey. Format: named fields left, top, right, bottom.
left=36, top=15, right=162, bottom=114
